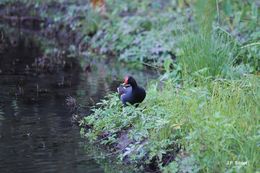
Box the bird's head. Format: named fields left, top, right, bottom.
left=123, top=76, right=137, bottom=87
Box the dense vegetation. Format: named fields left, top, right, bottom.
left=1, top=0, right=259, bottom=172
left=78, top=0, right=260, bottom=172
left=82, top=75, right=259, bottom=172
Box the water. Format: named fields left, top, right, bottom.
left=0, top=27, right=156, bottom=173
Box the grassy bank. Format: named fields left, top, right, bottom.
left=81, top=75, right=259, bottom=172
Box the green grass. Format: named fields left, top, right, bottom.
left=151, top=76, right=259, bottom=172
left=81, top=75, right=260, bottom=172
left=177, top=30, right=237, bottom=77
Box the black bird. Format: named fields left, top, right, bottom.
left=117, top=76, right=146, bottom=106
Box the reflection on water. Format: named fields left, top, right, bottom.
left=0, top=26, right=157, bottom=173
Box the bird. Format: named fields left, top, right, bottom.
left=117, top=76, right=146, bottom=106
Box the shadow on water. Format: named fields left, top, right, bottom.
left=0, top=25, right=157, bottom=173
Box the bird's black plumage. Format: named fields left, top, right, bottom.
left=117, top=76, right=146, bottom=106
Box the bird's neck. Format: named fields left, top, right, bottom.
left=131, top=84, right=138, bottom=88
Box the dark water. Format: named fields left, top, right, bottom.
left=0, top=27, right=156, bottom=173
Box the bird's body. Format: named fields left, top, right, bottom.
left=117, top=76, right=146, bottom=106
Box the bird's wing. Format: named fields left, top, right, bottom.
left=117, top=86, right=132, bottom=95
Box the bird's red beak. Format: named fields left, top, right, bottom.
left=123, top=76, right=128, bottom=85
